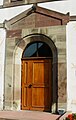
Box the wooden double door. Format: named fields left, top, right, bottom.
left=21, top=58, right=52, bottom=111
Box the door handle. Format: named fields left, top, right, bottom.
left=28, top=84, right=32, bottom=88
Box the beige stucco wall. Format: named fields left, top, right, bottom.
left=4, top=25, right=67, bottom=112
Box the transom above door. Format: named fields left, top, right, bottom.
left=22, top=42, right=52, bottom=58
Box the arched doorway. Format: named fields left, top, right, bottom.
left=21, top=41, right=53, bottom=112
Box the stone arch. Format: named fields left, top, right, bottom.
left=13, top=33, right=58, bottom=112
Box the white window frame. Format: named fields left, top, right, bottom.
left=11, top=0, right=23, bottom=2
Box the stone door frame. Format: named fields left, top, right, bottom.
left=4, top=33, right=57, bottom=112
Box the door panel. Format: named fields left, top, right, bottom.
left=33, top=61, right=50, bottom=84
left=21, top=59, right=52, bottom=111
left=22, top=87, right=27, bottom=107
left=32, top=87, right=49, bottom=107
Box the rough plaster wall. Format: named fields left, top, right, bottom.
left=0, top=29, right=6, bottom=110
left=67, top=21, right=76, bottom=112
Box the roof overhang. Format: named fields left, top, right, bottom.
left=4, top=5, right=70, bottom=30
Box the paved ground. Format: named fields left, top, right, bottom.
left=0, top=111, right=60, bottom=120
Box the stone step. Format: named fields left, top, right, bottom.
left=0, top=111, right=60, bottom=120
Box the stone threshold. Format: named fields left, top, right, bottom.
left=0, top=110, right=60, bottom=120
